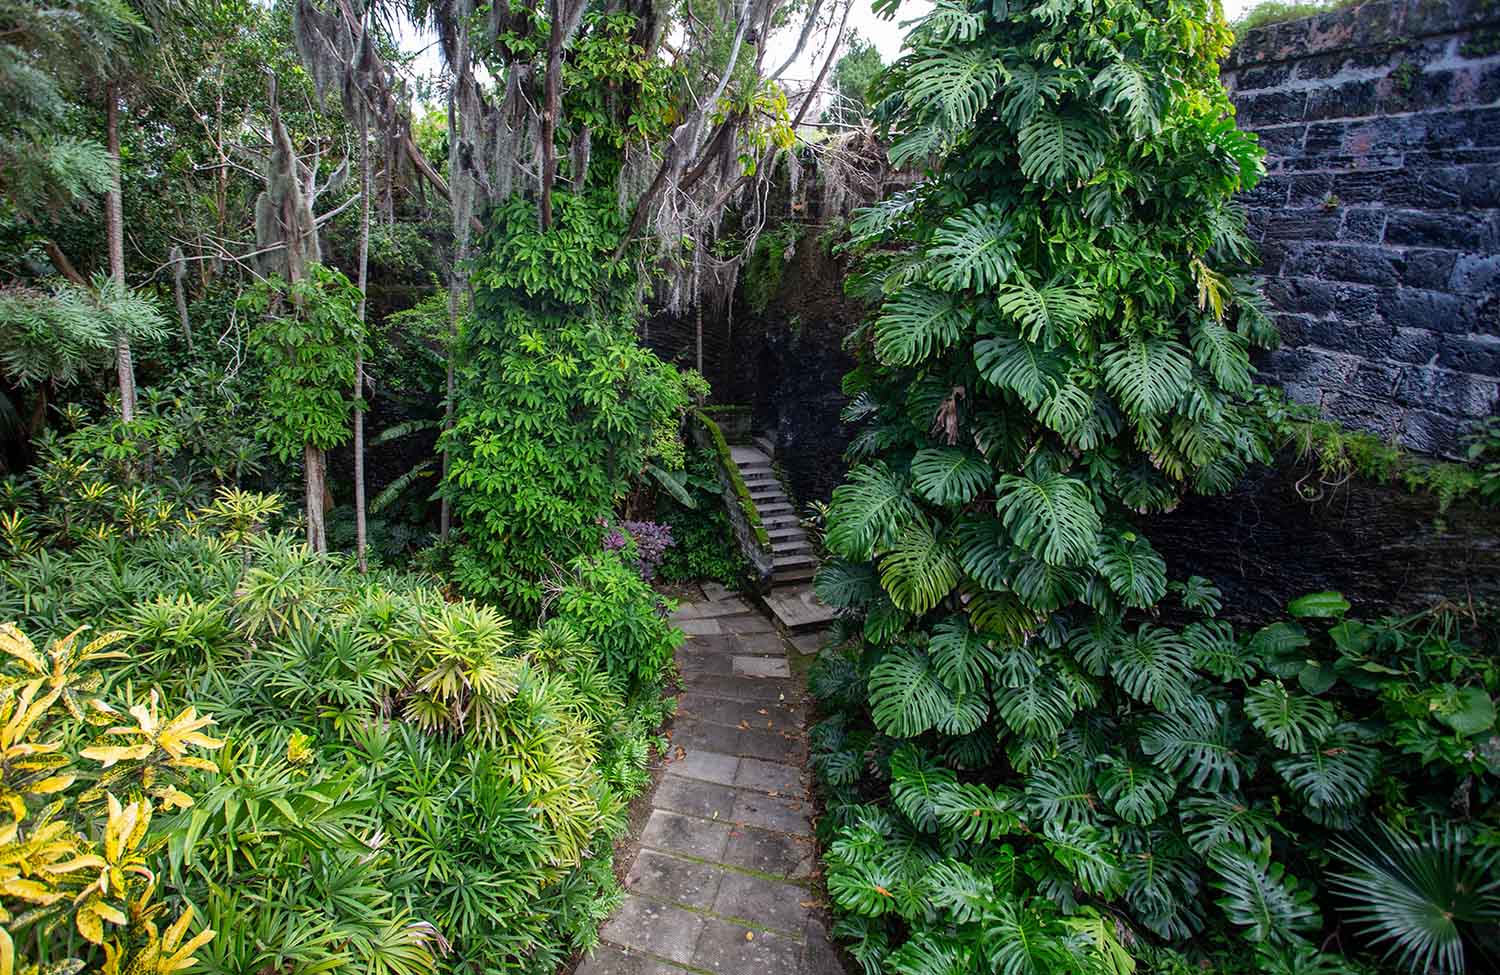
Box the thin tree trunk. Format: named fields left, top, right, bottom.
left=538, top=0, right=565, bottom=230
left=440, top=273, right=456, bottom=542
left=171, top=247, right=192, bottom=350
left=305, top=443, right=327, bottom=553
left=105, top=82, right=137, bottom=423
left=354, top=104, right=370, bottom=572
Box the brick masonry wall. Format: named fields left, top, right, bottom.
left=1223, top=0, right=1500, bottom=455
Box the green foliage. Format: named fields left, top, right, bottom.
left=242, top=263, right=366, bottom=460
left=443, top=193, right=694, bottom=613
left=809, top=0, right=1500, bottom=971
left=811, top=589, right=1500, bottom=973
left=656, top=445, right=754, bottom=586
left=822, top=31, right=885, bottom=126
left=0, top=275, right=168, bottom=388
left=0, top=481, right=676, bottom=975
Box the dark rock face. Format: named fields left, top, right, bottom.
left=723, top=233, right=862, bottom=507
left=1224, top=0, right=1500, bottom=457
left=1145, top=462, right=1500, bottom=623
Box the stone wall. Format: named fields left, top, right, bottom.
left=1223, top=0, right=1500, bottom=456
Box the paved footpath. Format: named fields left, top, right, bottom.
left=579, top=585, right=842, bottom=975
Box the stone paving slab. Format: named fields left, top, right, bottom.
left=664, top=748, right=739, bottom=785
left=653, top=776, right=739, bottom=820
left=676, top=652, right=734, bottom=676
left=723, top=825, right=816, bottom=879
left=693, top=916, right=803, bottom=975
left=735, top=757, right=808, bottom=796
left=640, top=809, right=730, bottom=860
left=574, top=944, right=689, bottom=975
left=731, top=790, right=813, bottom=836
left=679, top=673, right=802, bottom=704
left=721, top=614, right=777, bottom=635
left=677, top=694, right=805, bottom=733
left=600, top=896, right=705, bottom=965
left=627, top=850, right=725, bottom=908
left=680, top=634, right=774, bottom=656
left=673, top=720, right=803, bottom=764
left=734, top=655, right=791, bottom=678
left=676, top=618, right=723, bottom=636
left=596, top=598, right=841, bottom=975
left=735, top=632, right=787, bottom=654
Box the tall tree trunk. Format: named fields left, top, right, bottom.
left=354, top=105, right=370, bottom=572
left=305, top=443, right=327, bottom=553
left=441, top=276, right=456, bottom=542
left=170, top=246, right=193, bottom=350
left=105, top=82, right=137, bottom=423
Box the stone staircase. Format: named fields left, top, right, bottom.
left=728, top=445, right=817, bottom=587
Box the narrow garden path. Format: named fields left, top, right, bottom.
left=579, top=584, right=841, bottom=975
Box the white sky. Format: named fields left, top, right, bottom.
left=402, top=0, right=1261, bottom=97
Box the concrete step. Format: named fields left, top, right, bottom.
left=740, top=467, right=775, bottom=481
left=753, top=434, right=775, bottom=457
left=766, top=526, right=804, bottom=540
left=773, top=553, right=817, bottom=569
left=749, top=487, right=785, bottom=502
left=758, top=502, right=794, bottom=516
left=762, top=514, right=800, bottom=528
left=773, top=565, right=817, bottom=585
left=762, top=584, right=838, bottom=633
left=729, top=445, right=770, bottom=466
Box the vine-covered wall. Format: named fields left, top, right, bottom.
left=1223, top=0, right=1500, bottom=457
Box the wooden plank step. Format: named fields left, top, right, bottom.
left=773, top=566, right=817, bottom=584
left=773, top=543, right=813, bottom=557
left=774, top=553, right=817, bottom=569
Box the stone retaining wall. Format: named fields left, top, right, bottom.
left=1223, top=0, right=1500, bottom=455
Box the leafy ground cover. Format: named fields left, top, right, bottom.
left=0, top=432, right=680, bottom=975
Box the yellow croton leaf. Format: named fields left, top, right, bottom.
left=27, top=773, right=76, bottom=795
left=161, top=907, right=216, bottom=973
left=79, top=744, right=154, bottom=767
left=0, top=624, right=47, bottom=674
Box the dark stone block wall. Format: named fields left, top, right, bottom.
left=1223, top=0, right=1500, bottom=456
